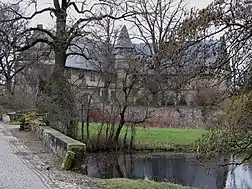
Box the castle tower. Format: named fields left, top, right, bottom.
left=114, top=25, right=134, bottom=69
left=113, top=25, right=147, bottom=104
left=112, top=25, right=136, bottom=103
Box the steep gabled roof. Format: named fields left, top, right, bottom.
left=114, top=25, right=133, bottom=49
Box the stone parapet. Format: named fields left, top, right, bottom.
left=30, top=121, right=86, bottom=160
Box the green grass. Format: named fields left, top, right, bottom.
left=130, top=127, right=205, bottom=145
left=76, top=123, right=206, bottom=151
left=95, top=178, right=196, bottom=189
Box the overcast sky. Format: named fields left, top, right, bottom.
left=27, top=0, right=214, bottom=27
left=189, top=0, right=213, bottom=9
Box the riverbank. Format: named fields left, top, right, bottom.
left=3, top=123, right=199, bottom=189
left=3, top=120, right=206, bottom=152
left=76, top=123, right=206, bottom=152
left=95, top=178, right=196, bottom=189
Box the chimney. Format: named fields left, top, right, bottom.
left=37, top=24, right=43, bottom=29
left=33, top=24, right=43, bottom=37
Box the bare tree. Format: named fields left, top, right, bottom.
left=181, top=0, right=252, bottom=162
left=1, top=0, right=137, bottom=135
left=88, top=10, right=120, bottom=103
left=125, top=0, right=187, bottom=105
left=110, top=53, right=150, bottom=145
left=0, top=3, right=28, bottom=94
left=176, top=0, right=252, bottom=87
left=73, top=52, right=151, bottom=151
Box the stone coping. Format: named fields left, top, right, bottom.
left=43, top=126, right=85, bottom=149
left=31, top=122, right=86, bottom=159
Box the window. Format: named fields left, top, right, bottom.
left=101, top=89, right=108, bottom=102
left=111, top=91, right=116, bottom=102
left=90, top=72, right=95, bottom=82
left=82, top=93, right=89, bottom=105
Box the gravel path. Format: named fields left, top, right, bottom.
left=0, top=123, right=104, bottom=189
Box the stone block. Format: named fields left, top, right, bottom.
left=61, top=150, right=75, bottom=170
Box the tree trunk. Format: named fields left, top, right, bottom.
left=96, top=122, right=104, bottom=149
left=54, top=0, right=67, bottom=70
left=86, top=110, right=90, bottom=141
left=130, top=126, right=135, bottom=149
left=114, top=121, right=124, bottom=143
left=114, top=107, right=127, bottom=143
left=44, top=3, right=77, bottom=136
left=5, top=78, right=13, bottom=95
left=54, top=50, right=66, bottom=72
left=123, top=125, right=129, bottom=147
left=81, top=104, right=84, bottom=140
left=43, top=45, right=76, bottom=136
left=151, top=92, right=158, bottom=106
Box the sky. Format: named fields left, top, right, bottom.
left=189, top=0, right=213, bottom=9
left=25, top=0, right=214, bottom=27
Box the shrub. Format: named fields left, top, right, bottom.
left=196, top=91, right=252, bottom=159
left=19, top=112, right=36, bottom=130
left=221, top=92, right=252, bottom=131
left=195, top=87, right=221, bottom=106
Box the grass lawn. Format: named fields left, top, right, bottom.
left=95, top=178, right=196, bottom=189
left=76, top=123, right=206, bottom=151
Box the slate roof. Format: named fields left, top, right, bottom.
left=66, top=38, right=114, bottom=72
left=159, top=40, right=222, bottom=75
left=114, top=25, right=133, bottom=49
left=133, top=43, right=153, bottom=56
left=65, top=25, right=223, bottom=75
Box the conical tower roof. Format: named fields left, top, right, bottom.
left=115, top=25, right=133, bottom=49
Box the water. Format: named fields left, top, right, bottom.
left=82, top=152, right=252, bottom=189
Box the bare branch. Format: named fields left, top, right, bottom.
left=2, top=7, right=57, bottom=22
left=15, top=38, right=54, bottom=52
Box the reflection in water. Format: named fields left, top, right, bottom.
left=84, top=153, right=252, bottom=189
left=225, top=156, right=252, bottom=189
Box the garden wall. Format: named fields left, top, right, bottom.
left=129, top=106, right=221, bottom=128
left=30, top=121, right=86, bottom=159
left=87, top=105, right=220, bottom=129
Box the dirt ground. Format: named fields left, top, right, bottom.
left=4, top=124, right=104, bottom=189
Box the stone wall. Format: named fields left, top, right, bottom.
left=31, top=121, right=86, bottom=159
left=89, top=105, right=221, bottom=129
left=139, top=106, right=220, bottom=128
left=126, top=106, right=221, bottom=129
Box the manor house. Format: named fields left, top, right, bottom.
left=15, top=24, right=230, bottom=107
